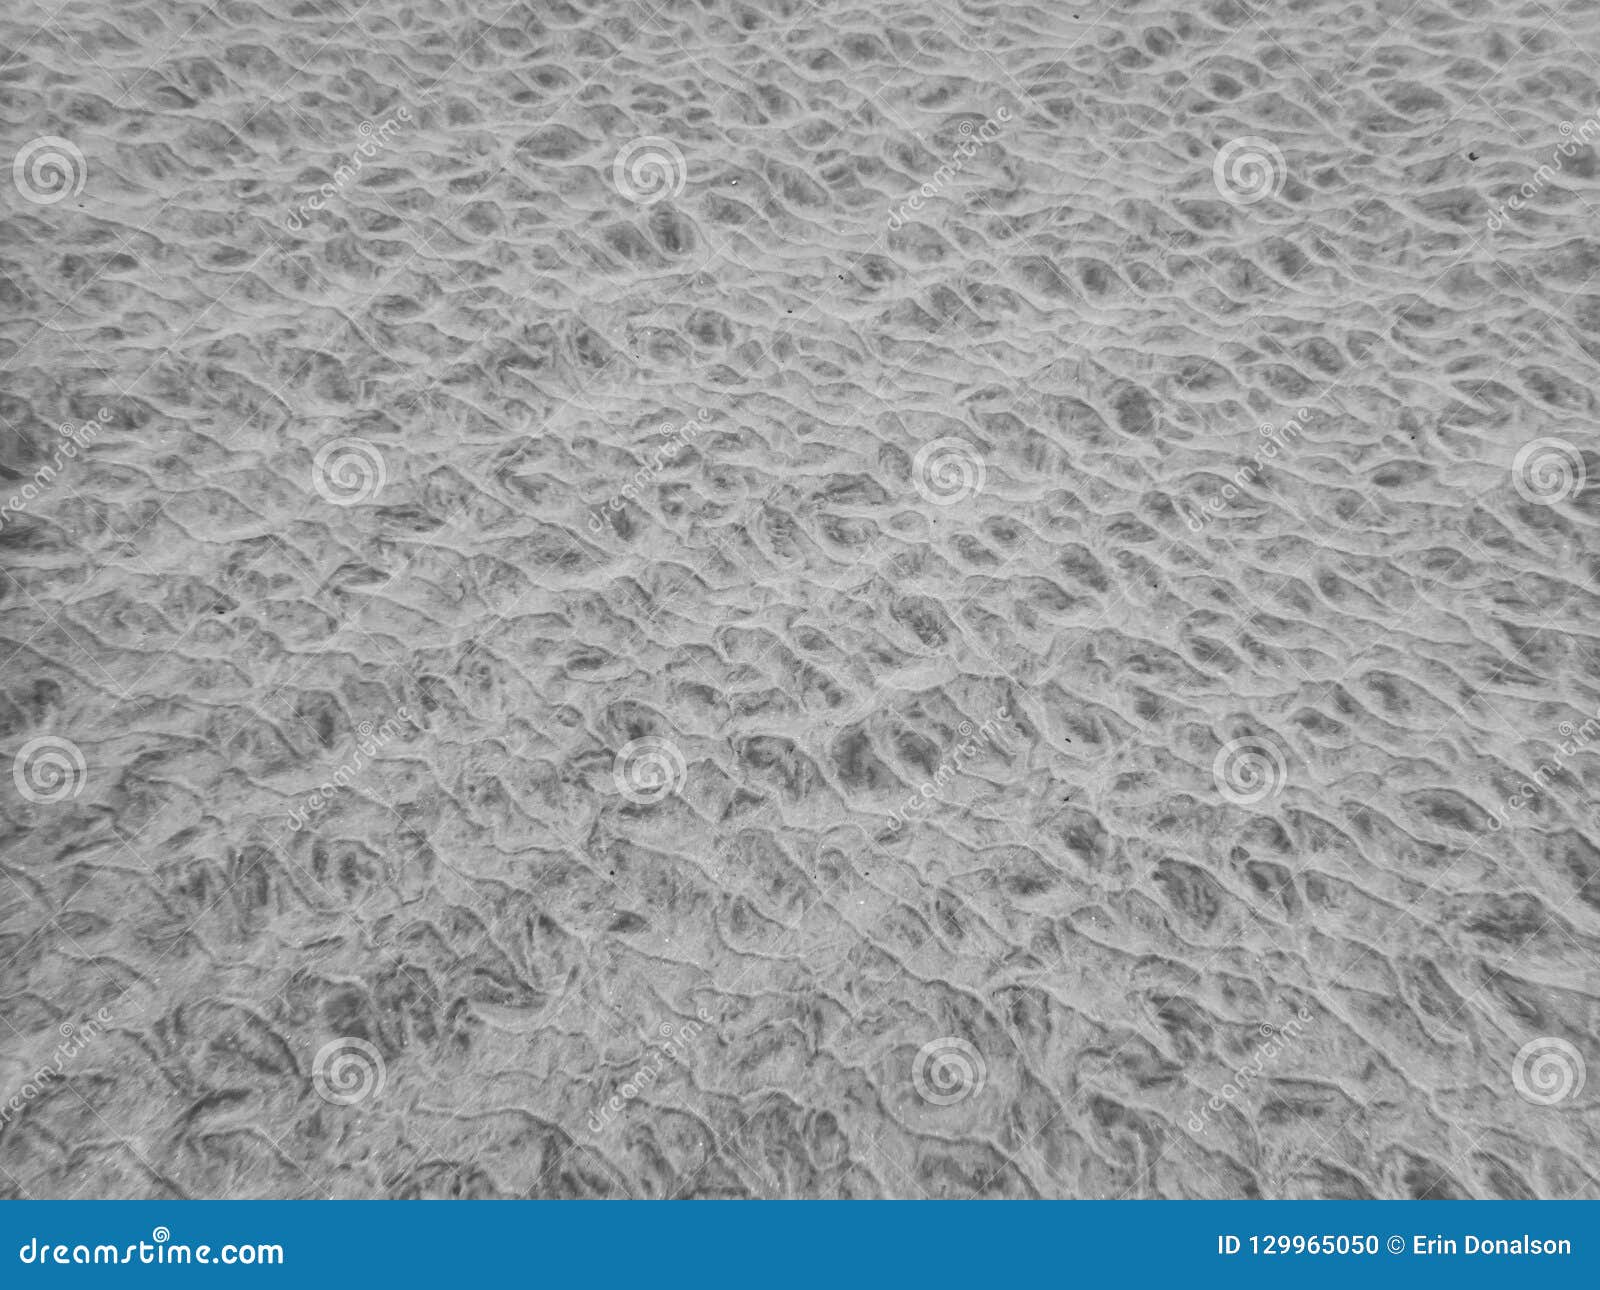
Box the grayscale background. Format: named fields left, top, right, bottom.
left=2, top=0, right=1598, bottom=1199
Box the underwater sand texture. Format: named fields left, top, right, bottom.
left=3, top=0, right=1600, bottom=1198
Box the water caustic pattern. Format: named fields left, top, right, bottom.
left=2, top=0, right=1599, bottom=1199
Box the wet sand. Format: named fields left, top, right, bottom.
left=1, top=0, right=1598, bottom=1197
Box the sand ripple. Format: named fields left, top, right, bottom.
left=2, top=0, right=1599, bottom=1197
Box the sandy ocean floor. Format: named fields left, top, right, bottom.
left=2, top=0, right=1599, bottom=1199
